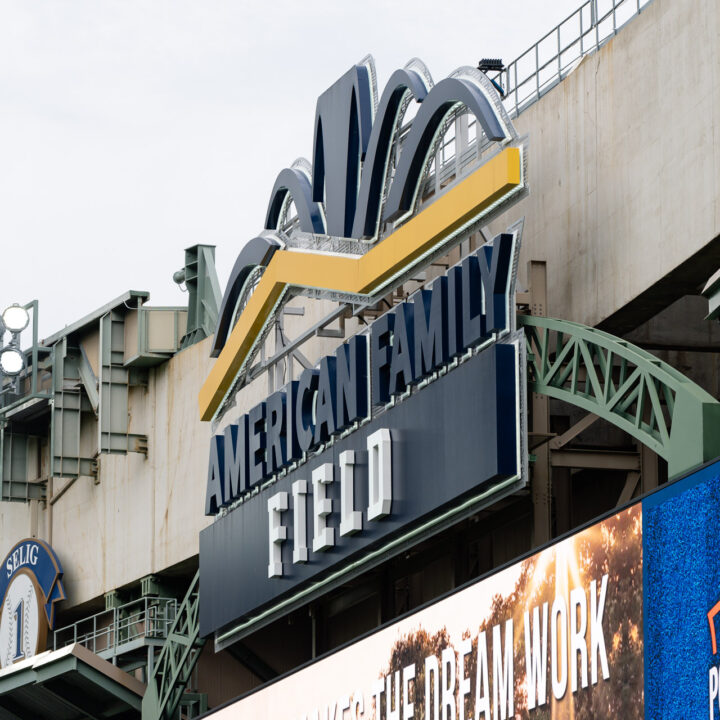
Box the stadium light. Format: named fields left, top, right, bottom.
left=0, top=347, right=23, bottom=376
left=1, top=305, right=29, bottom=333
left=0, top=302, right=31, bottom=389
left=478, top=58, right=505, bottom=98
left=478, top=58, right=504, bottom=72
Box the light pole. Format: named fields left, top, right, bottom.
left=0, top=304, right=30, bottom=394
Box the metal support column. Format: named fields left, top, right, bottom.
left=528, top=261, right=551, bottom=546
left=99, top=311, right=147, bottom=455
left=142, top=570, right=205, bottom=720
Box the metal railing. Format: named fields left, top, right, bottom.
left=492, top=0, right=654, bottom=117
left=419, top=0, right=656, bottom=196
left=405, top=0, right=659, bottom=218
left=54, top=596, right=177, bottom=658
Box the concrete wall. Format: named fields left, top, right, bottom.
left=50, top=336, right=214, bottom=607
left=489, top=0, right=720, bottom=330
left=0, top=287, right=367, bottom=614
left=2, top=336, right=214, bottom=609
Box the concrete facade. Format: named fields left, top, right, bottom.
left=0, top=292, right=364, bottom=613
left=490, top=0, right=720, bottom=330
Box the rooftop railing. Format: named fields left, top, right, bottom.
left=492, top=0, right=654, bottom=117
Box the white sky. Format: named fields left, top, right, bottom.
left=0, top=0, right=583, bottom=342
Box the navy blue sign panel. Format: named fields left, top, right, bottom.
left=199, top=341, right=520, bottom=638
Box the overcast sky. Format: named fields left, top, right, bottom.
left=0, top=0, right=583, bottom=341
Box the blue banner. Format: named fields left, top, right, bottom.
left=644, top=459, right=720, bottom=719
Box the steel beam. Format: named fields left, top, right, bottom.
left=142, top=570, right=205, bottom=720
left=520, top=315, right=720, bottom=479
left=618, top=470, right=641, bottom=505
left=550, top=449, right=640, bottom=471
left=99, top=311, right=147, bottom=455
left=548, top=413, right=599, bottom=450
left=528, top=261, right=551, bottom=546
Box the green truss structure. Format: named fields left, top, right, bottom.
left=519, top=315, right=720, bottom=479
left=142, top=569, right=205, bottom=720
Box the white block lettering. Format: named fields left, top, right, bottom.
left=425, top=654, right=439, bottom=720
left=441, top=647, right=456, bottom=720
left=492, top=620, right=514, bottom=720
left=292, top=479, right=309, bottom=564
left=339, top=450, right=362, bottom=536
left=710, top=667, right=718, bottom=720
left=387, top=671, right=400, bottom=720
left=367, top=428, right=392, bottom=520
left=475, top=631, right=490, bottom=719
left=551, top=595, right=568, bottom=699
left=570, top=587, right=588, bottom=691
left=590, top=574, right=610, bottom=684
left=267, top=491, right=288, bottom=578
left=459, top=638, right=472, bottom=720
left=524, top=602, right=548, bottom=709
left=403, top=664, right=415, bottom=720
left=312, top=464, right=334, bottom=552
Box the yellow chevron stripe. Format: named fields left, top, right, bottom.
left=199, top=146, right=522, bottom=421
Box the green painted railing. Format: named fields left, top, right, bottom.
left=519, top=315, right=720, bottom=478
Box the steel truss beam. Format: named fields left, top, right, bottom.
left=142, top=570, right=205, bottom=720
left=519, top=315, right=720, bottom=479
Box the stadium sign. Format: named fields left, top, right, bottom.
left=0, top=539, right=65, bottom=668
left=205, top=499, right=641, bottom=719
left=199, top=237, right=525, bottom=637
left=204, top=232, right=517, bottom=516
left=199, top=57, right=528, bottom=641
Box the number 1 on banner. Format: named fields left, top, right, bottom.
left=12, top=600, right=24, bottom=661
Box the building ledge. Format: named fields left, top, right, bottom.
left=0, top=643, right=144, bottom=720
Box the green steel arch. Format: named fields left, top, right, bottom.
left=518, top=315, right=720, bottom=479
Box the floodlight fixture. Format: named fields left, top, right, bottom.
left=0, top=346, right=24, bottom=376
left=1, top=304, right=29, bottom=333
left=478, top=58, right=504, bottom=73
left=478, top=59, right=506, bottom=98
